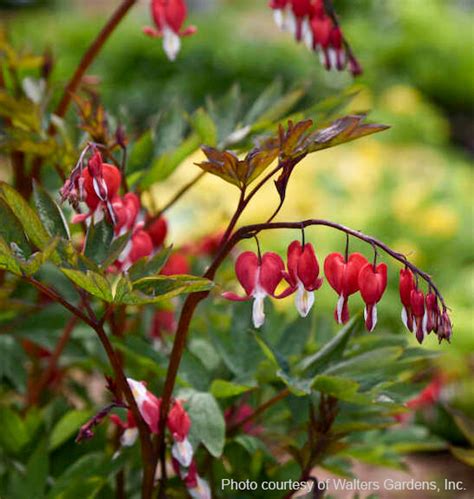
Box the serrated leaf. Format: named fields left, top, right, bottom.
left=61, top=268, right=113, bottom=301
left=210, top=380, right=254, bottom=398
left=32, top=180, right=70, bottom=240
left=187, top=391, right=225, bottom=457
left=49, top=410, right=92, bottom=451
left=0, top=182, right=49, bottom=250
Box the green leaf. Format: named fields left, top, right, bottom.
left=187, top=391, right=225, bottom=457
left=0, top=182, right=49, bottom=250
left=297, top=316, right=360, bottom=374
left=252, top=87, right=305, bottom=129
left=49, top=409, right=92, bottom=451
left=0, top=335, right=27, bottom=391
left=128, top=246, right=172, bottom=282
left=24, top=440, right=48, bottom=498
left=0, top=406, right=29, bottom=453
left=84, top=218, right=114, bottom=265
left=127, top=130, right=154, bottom=174
left=114, top=274, right=212, bottom=305
left=60, top=268, right=113, bottom=302
left=101, top=230, right=131, bottom=268
left=191, top=108, right=218, bottom=146
left=32, top=181, right=70, bottom=240
left=210, top=380, right=254, bottom=398
left=277, top=370, right=312, bottom=396
left=234, top=435, right=271, bottom=456
left=312, top=375, right=369, bottom=404
left=0, top=236, right=22, bottom=274
left=17, top=237, right=59, bottom=276
left=0, top=198, right=31, bottom=257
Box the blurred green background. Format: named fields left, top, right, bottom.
left=2, top=0, right=473, bottom=451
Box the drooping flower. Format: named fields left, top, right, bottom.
left=399, top=268, right=415, bottom=332
left=167, top=400, right=193, bottom=467
left=284, top=240, right=323, bottom=317
left=69, top=152, right=122, bottom=224
left=110, top=410, right=139, bottom=447
left=143, top=0, right=197, bottom=61
left=148, top=216, right=168, bottom=248
left=269, top=0, right=362, bottom=75
left=410, top=289, right=427, bottom=344
left=127, top=378, right=161, bottom=433
left=151, top=309, right=176, bottom=340
left=358, top=262, right=388, bottom=332
left=161, top=252, right=190, bottom=275
left=437, top=309, right=452, bottom=343
left=324, top=252, right=368, bottom=324
left=425, top=291, right=440, bottom=334
left=222, top=251, right=285, bottom=328
left=112, top=193, right=141, bottom=236
left=172, top=459, right=211, bottom=499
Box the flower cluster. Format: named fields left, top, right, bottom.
left=223, top=238, right=452, bottom=342
left=62, top=150, right=169, bottom=271
left=399, top=268, right=452, bottom=344
left=269, top=0, right=362, bottom=75
left=112, top=379, right=209, bottom=498
left=143, top=0, right=197, bottom=61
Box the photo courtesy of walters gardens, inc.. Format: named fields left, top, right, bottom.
left=0, top=0, right=472, bottom=498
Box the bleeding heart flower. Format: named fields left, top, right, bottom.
left=127, top=378, right=161, bottom=433
left=172, top=459, right=211, bottom=499
left=222, top=251, right=285, bottom=328
left=399, top=268, right=415, bottom=332
left=425, top=292, right=440, bottom=334
left=112, top=193, right=141, bottom=236
left=437, top=309, right=452, bottom=343
left=151, top=309, right=176, bottom=340
left=285, top=240, right=323, bottom=317
left=148, top=216, right=168, bottom=248
left=167, top=400, right=193, bottom=467
left=324, top=252, right=368, bottom=324
left=410, top=289, right=427, bottom=344
left=143, top=0, right=197, bottom=61
left=161, top=252, right=190, bottom=275
left=358, top=262, right=388, bottom=332
left=110, top=410, right=138, bottom=447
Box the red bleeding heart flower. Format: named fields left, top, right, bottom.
left=172, top=459, right=211, bottom=498
left=161, top=252, right=190, bottom=275
left=127, top=378, right=161, bottom=433
left=410, top=289, right=427, bottom=344
left=112, top=193, right=141, bottom=236
left=123, top=229, right=154, bottom=269
left=110, top=410, right=138, bottom=447
left=324, top=252, right=368, bottom=324
left=167, top=400, right=193, bottom=467
left=151, top=309, right=176, bottom=341
left=143, top=0, right=197, bottom=61
left=399, top=268, right=415, bottom=332
left=222, top=251, right=285, bottom=328
left=148, top=216, right=168, bottom=248
left=358, top=262, right=388, bottom=332
left=285, top=240, right=323, bottom=317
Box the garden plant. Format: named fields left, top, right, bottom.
left=0, top=1, right=463, bottom=499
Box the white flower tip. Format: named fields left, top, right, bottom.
left=172, top=438, right=193, bottom=468
left=252, top=295, right=266, bottom=328
left=163, top=27, right=181, bottom=61
left=296, top=286, right=314, bottom=318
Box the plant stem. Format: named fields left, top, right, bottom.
left=49, top=0, right=138, bottom=132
